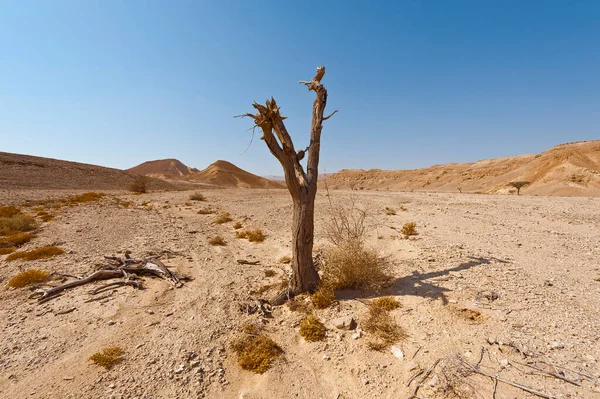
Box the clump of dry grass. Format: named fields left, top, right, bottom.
left=213, top=212, right=233, bottom=224
left=230, top=329, right=282, bottom=374
left=209, top=236, right=227, bottom=246
left=0, top=212, right=37, bottom=236
left=299, top=315, right=326, bottom=342
left=0, top=206, right=21, bottom=218
left=189, top=192, right=206, bottom=201
left=321, top=239, right=388, bottom=290
left=236, top=228, right=266, bottom=243
left=7, top=269, right=50, bottom=288
left=311, top=284, right=335, bottom=309
left=69, top=192, right=106, bottom=204
left=0, top=248, right=16, bottom=255
left=89, top=346, right=124, bottom=369
left=384, top=207, right=396, bottom=215
left=0, top=232, right=37, bottom=247
left=278, top=255, right=292, bottom=264
left=372, top=296, right=400, bottom=311
left=401, top=222, right=418, bottom=237
left=36, top=211, right=55, bottom=222
left=363, top=305, right=406, bottom=351
left=264, top=269, right=276, bottom=277
left=197, top=208, right=215, bottom=215
left=233, top=221, right=243, bottom=230
left=6, top=246, right=64, bottom=262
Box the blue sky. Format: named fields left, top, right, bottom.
left=1, top=1, right=598, bottom=175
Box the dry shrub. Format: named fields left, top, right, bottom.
left=189, top=192, right=206, bottom=201
left=287, top=296, right=311, bottom=313
left=231, top=333, right=282, bottom=374
left=209, top=236, right=226, bottom=246
left=278, top=255, right=292, bottom=264
left=89, top=346, right=123, bottom=369
left=321, top=239, right=388, bottom=290
left=233, top=221, right=243, bottom=230
left=197, top=208, right=214, bottom=215
left=323, top=196, right=369, bottom=246
left=37, top=211, right=55, bottom=222
left=129, top=177, right=147, bottom=194
left=0, top=247, right=16, bottom=255
left=69, top=192, right=106, bottom=204
left=0, top=213, right=37, bottom=235
left=264, top=269, right=276, bottom=277
left=363, top=307, right=405, bottom=350
left=0, top=232, right=37, bottom=247
left=236, top=228, right=265, bottom=243
left=6, top=246, right=64, bottom=262
left=0, top=206, right=21, bottom=218
left=372, top=296, right=400, bottom=311
left=401, top=222, right=418, bottom=237
left=384, top=207, right=396, bottom=215
left=7, top=269, right=50, bottom=288
left=213, top=212, right=233, bottom=224
left=311, top=284, right=334, bottom=309
left=299, top=315, right=326, bottom=342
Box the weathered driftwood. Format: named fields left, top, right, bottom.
left=31, top=256, right=187, bottom=303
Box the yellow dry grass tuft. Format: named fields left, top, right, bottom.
left=6, top=246, right=64, bottom=262
left=213, top=212, right=233, bottom=224
left=69, top=192, right=106, bottom=204
left=0, top=213, right=37, bottom=236
left=233, top=221, right=243, bottom=230
left=0, top=206, right=21, bottom=218
left=384, top=207, right=396, bottom=215
left=372, top=296, right=401, bottom=311
left=36, top=211, right=55, bottom=222
left=278, top=255, right=292, bottom=264
left=401, top=222, right=418, bottom=237
left=231, top=333, right=282, bottom=374
left=299, top=315, right=326, bottom=342
left=0, top=247, right=16, bottom=255
left=363, top=306, right=406, bottom=351
left=209, top=236, right=227, bottom=246
left=311, top=284, right=335, bottom=309
left=7, top=269, right=50, bottom=288
left=236, top=228, right=266, bottom=243
left=0, top=231, right=37, bottom=247
left=189, top=192, right=207, bottom=201
left=89, top=346, right=124, bottom=369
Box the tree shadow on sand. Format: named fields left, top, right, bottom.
left=335, top=256, right=509, bottom=305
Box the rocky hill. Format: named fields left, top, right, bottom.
left=126, top=159, right=199, bottom=179
left=186, top=160, right=284, bottom=189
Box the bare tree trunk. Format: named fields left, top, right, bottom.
left=238, top=66, right=336, bottom=303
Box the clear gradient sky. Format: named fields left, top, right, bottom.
left=1, top=1, right=599, bottom=176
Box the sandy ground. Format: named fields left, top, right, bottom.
left=1, top=188, right=599, bottom=398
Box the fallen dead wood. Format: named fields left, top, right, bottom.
left=31, top=255, right=189, bottom=303
left=236, top=259, right=260, bottom=265
left=410, top=357, right=442, bottom=398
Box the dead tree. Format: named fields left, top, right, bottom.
left=238, top=66, right=337, bottom=304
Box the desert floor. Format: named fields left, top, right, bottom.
left=1, top=188, right=599, bottom=399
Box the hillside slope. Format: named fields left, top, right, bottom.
left=0, top=152, right=175, bottom=190
left=326, top=140, right=600, bottom=196
left=127, top=159, right=199, bottom=179
left=187, top=160, right=284, bottom=189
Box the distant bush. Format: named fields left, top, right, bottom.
left=507, top=181, right=531, bottom=195
left=69, top=192, right=106, bottom=204
left=213, top=212, right=233, bottom=224
left=129, top=177, right=147, bottom=194
left=299, top=315, right=326, bottom=342
left=0, top=213, right=37, bottom=236
left=7, top=269, right=50, bottom=288
left=189, top=192, right=206, bottom=201
left=236, top=228, right=266, bottom=243
left=278, top=255, right=292, bottom=264
left=89, top=346, right=123, bottom=369
left=6, top=246, right=64, bottom=262
left=401, top=222, right=418, bottom=237
left=209, top=236, right=226, bottom=246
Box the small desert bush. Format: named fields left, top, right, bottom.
left=209, top=236, right=226, bottom=246
left=299, top=315, right=326, bottom=342
left=7, top=269, right=50, bottom=288
left=0, top=213, right=37, bottom=235
left=233, top=221, right=243, bottom=230
left=231, top=333, right=282, bottom=374
left=0, top=232, right=37, bottom=247
left=0, top=248, right=16, bottom=255
left=129, top=178, right=147, bottom=194
left=311, top=284, right=335, bottom=309
left=0, top=206, right=21, bottom=218
left=363, top=306, right=406, bottom=350
left=197, top=208, right=214, bottom=215
left=236, top=228, right=265, bottom=243
left=384, top=207, right=396, bottom=216
left=6, top=246, right=64, bottom=262
left=213, top=212, right=233, bottom=224
left=324, top=198, right=369, bottom=246
left=401, top=222, right=418, bottom=237
left=264, top=269, right=276, bottom=277
left=278, top=255, right=292, bottom=264
left=69, top=192, right=106, bottom=204
left=321, top=239, right=388, bottom=290
left=89, top=346, right=124, bottom=369
left=36, top=211, right=55, bottom=222
left=189, top=192, right=206, bottom=201
left=372, top=296, right=400, bottom=311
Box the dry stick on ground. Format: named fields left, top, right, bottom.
left=31, top=256, right=187, bottom=303
left=510, top=359, right=582, bottom=386
left=410, top=357, right=442, bottom=398
left=237, top=259, right=261, bottom=265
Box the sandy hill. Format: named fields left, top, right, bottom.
left=326, top=140, right=600, bottom=196
left=0, top=152, right=175, bottom=191
left=127, top=159, right=199, bottom=179
left=186, top=160, right=284, bottom=189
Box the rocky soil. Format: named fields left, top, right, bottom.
left=1, top=188, right=599, bottom=398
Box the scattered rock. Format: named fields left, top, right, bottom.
left=390, top=346, right=404, bottom=360
left=330, top=316, right=357, bottom=330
